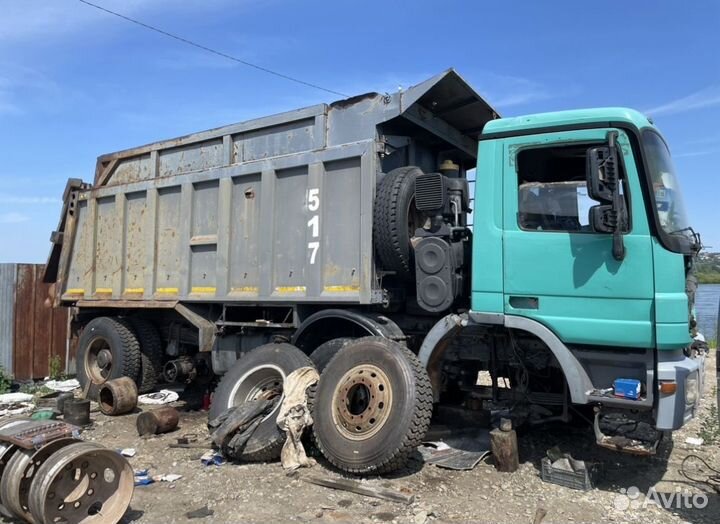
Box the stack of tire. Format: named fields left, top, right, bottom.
left=76, top=316, right=164, bottom=399
left=209, top=337, right=433, bottom=474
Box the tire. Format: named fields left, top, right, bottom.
left=128, top=317, right=164, bottom=394
left=309, top=338, right=352, bottom=372
left=76, top=317, right=142, bottom=400
left=373, top=166, right=424, bottom=280
left=312, top=336, right=433, bottom=474
left=209, top=343, right=314, bottom=462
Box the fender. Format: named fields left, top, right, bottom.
left=418, top=312, right=594, bottom=404
left=292, top=309, right=404, bottom=350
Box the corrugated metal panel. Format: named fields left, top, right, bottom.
left=0, top=263, right=16, bottom=373
left=14, top=264, right=36, bottom=379
left=2, top=264, right=72, bottom=380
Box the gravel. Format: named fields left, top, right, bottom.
left=70, top=352, right=719, bottom=524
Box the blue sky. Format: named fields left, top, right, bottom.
left=1, top=0, right=719, bottom=263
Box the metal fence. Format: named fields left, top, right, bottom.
left=0, top=263, right=72, bottom=380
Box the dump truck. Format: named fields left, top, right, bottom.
left=44, top=69, right=705, bottom=473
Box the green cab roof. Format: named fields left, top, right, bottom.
left=482, top=107, right=656, bottom=136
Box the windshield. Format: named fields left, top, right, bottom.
left=642, top=130, right=692, bottom=240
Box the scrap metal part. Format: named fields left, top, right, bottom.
left=592, top=409, right=659, bottom=456
left=0, top=437, right=78, bottom=523
left=27, top=441, right=134, bottom=524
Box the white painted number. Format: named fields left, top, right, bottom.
left=308, top=241, right=320, bottom=264
left=307, top=188, right=320, bottom=264
left=308, top=188, right=320, bottom=211
left=307, top=215, right=319, bottom=238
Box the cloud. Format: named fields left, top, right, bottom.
left=644, top=86, right=720, bottom=117
left=0, top=212, right=30, bottom=224
left=0, top=1, right=237, bottom=43
left=0, top=194, right=62, bottom=205
left=474, top=73, right=557, bottom=109
left=673, top=149, right=719, bottom=159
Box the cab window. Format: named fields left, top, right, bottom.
left=516, top=143, right=627, bottom=232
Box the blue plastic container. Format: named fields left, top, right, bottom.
left=613, top=378, right=641, bottom=400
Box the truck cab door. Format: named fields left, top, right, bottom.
left=501, top=128, right=655, bottom=348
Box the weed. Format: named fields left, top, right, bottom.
left=49, top=355, right=65, bottom=380
left=698, top=404, right=720, bottom=445
left=0, top=367, right=11, bottom=394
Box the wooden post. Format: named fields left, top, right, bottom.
left=490, top=418, right=519, bottom=472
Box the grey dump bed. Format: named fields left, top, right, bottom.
left=48, top=70, right=496, bottom=307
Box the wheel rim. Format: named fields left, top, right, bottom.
left=84, top=337, right=114, bottom=383
left=226, top=364, right=285, bottom=420
left=28, top=442, right=134, bottom=524
left=331, top=364, right=393, bottom=441
left=1, top=438, right=77, bottom=523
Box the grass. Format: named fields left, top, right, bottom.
left=49, top=355, right=66, bottom=381
left=0, top=367, right=11, bottom=394
left=699, top=402, right=720, bottom=445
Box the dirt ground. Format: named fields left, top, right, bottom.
left=37, top=351, right=720, bottom=524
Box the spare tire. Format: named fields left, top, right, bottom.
left=312, top=336, right=433, bottom=474
left=76, top=317, right=142, bottom=400
left=209, top=343, right=313, bottom=462
left=373, top=166, right=424, bottom=280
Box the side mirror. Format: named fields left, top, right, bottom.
left=586, top=132, right=626, bottom=261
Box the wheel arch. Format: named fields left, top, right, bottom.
left=418, top=312, right=594, bottom=404
left=291, top=309, right=404, bottom=354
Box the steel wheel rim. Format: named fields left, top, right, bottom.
left=85, top=336, right=114, bottom=383
left=227, top=364, right=285, bottom=421
left=28, top=441, right=134, bottom=524
left=0, top=437, right=78, bottom=523
left=331, top=364, right=393, bottom=441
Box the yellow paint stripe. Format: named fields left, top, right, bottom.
left=323, top=285, right=360, bottom=293
left=191, top=286, right=216, bottom=295
left=231, top=286, right=259, bottom=294
left=274, top=286, right=306, bottom=294
left=65, top=288, right=85, bottom=295
left=156, top=287, right=179, bottom=295
left=95, top=288, right=112, bottom=294
left=123, top=288, right=144, bottom=294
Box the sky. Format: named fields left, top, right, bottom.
left=0, top=0, right=719, bottom=263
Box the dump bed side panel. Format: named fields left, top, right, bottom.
left=62, top=138, right=377, bottom=305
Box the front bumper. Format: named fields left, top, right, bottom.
left=655, top=352, right=704, bottom=430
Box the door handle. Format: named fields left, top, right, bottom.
left=508, top=296, right=539, bottom=309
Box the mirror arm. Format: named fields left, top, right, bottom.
left=608, top=131, right=625, bottom=261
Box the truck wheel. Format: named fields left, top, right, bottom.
left=374, top=166, right=424, bottom=280
left=309, top=338, right=352, bottom=372
left=209, top=343, right=313, bottom=462
left=312, top=336, right=433, bottom=474
left=76, top=317, right=142, bottom=400
left=128, top=317, right=164, bottom=394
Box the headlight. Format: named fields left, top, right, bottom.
left=685, top=374, right=699, bottom=405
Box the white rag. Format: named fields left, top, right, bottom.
left=276, top=366, right=319, bottom=471
left=45, top=379, right=80, bottom=392
left=138, top=390, right=179, bottom=405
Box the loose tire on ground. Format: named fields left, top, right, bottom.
left=128, top=317, right=164, bottom=393
left=309, top=338, right=352, bottom=372
left=209, top=343, right=314, bottom=462
left=76, top=317, right=142, bottom=400
left=373, top=166, right=424, bottom=280
left=312, top=336, right=433, bottom=474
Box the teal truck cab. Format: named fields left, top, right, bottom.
left=47, top=71, right=703, bottom=472
left=420, top=107, right=703, bottom=447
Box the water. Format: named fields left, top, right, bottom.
left=696, top=284, right=720, bottom=341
